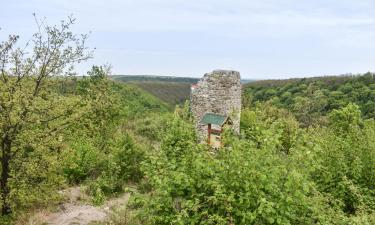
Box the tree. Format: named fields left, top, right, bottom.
left=0, top=15, right=91, bottom=215
left=329, top=103, right=362, bottom=133
left=76, top=65, right=120, bottom=148
left=292, top=86, right=328, bottom=127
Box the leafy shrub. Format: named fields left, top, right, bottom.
left=86, top=133, right=145, bottom=204
left=134, top=114, right=170, bottom=141
left=112, top=134, right=145, bottom=182
left=63, top=139, right=103, bottom=184
left=8, top=142, right=65, bottom=216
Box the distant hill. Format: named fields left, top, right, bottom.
left=109, top=75, right=197, bottom=106
left=110, top=75, right=199, bottom=83
left=241, top=79, right=257, bottom=84
left=131, top=82, right=192, bottom=106
left=111, top=75, right=256, bottom=106
left=111, top=75, right=255, bottom=84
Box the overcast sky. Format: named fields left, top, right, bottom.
left=1, top=0, right=375, bottom=79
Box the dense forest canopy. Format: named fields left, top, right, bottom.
left=243, top=73, right=375, bottom=127
left=0, top=17, right=374, bottom=225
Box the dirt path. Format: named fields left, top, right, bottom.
left=24, top=187, right=130, bottom=225
left=45, top=203, right=108, bottom=225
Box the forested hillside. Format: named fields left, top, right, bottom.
left=131, top=82, right=192, bottom=106
left=111, top=75, right=199, bottom=83
left=243, top=73, right=375, bottom=127
left=110, top=76, right=197, bottom=105
left=112, top=76, right=256, bottom=106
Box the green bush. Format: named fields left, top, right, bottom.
left=85, top=133, right=146, bottom=204
left=63, top=139, right=103, bottom=184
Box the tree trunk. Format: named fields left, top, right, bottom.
left=1, top=135, right=11, bottom=215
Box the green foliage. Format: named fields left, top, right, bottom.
left=241, top=103, right=299, bottom=154
left=128, top=103, right=375, bottom=225
left=174, top=101, right=193, bottom=122
left=111, top=133, right=145, bottom=183
left=63, top=139, right=103, bottom=184
left=84, top=133, right=145, bottom=205
left=135, top=120, right=317, bottom=224
left=308, top=106, right=375, bottom=215
left=62, top=67, right=163, bottom=205
left=160, top=118, right=196, bottom=161
left=0, top=16, right=90, bottom=217
left=75, top=66, right=121, bottom=146
left=114, top=83, right=169, bottom=118
left=329, top=103, right=363, bottom=133
left=0, top=44, right=168, bottom=221
left=133, top=113, right=170, bottom=141
left=243, top=73, right=375, bottom=126
left=64, top=69, right=168, bottom=206
left=9, top=142, right=65, bottom=215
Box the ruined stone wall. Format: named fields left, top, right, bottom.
left=190, top=70, right=241, bottom=141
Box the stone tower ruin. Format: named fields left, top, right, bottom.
left=190, top=70, right=241, bottom=142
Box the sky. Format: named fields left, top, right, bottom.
left=1, top=0, right=375, bottom=79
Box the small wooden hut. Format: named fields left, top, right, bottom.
left=200, top=113, right=233, bottom=148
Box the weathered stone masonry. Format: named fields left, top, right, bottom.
left=190, top=70, right=241, bottom=141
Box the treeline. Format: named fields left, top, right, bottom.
left=243, top=73, right=375, bottom=126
